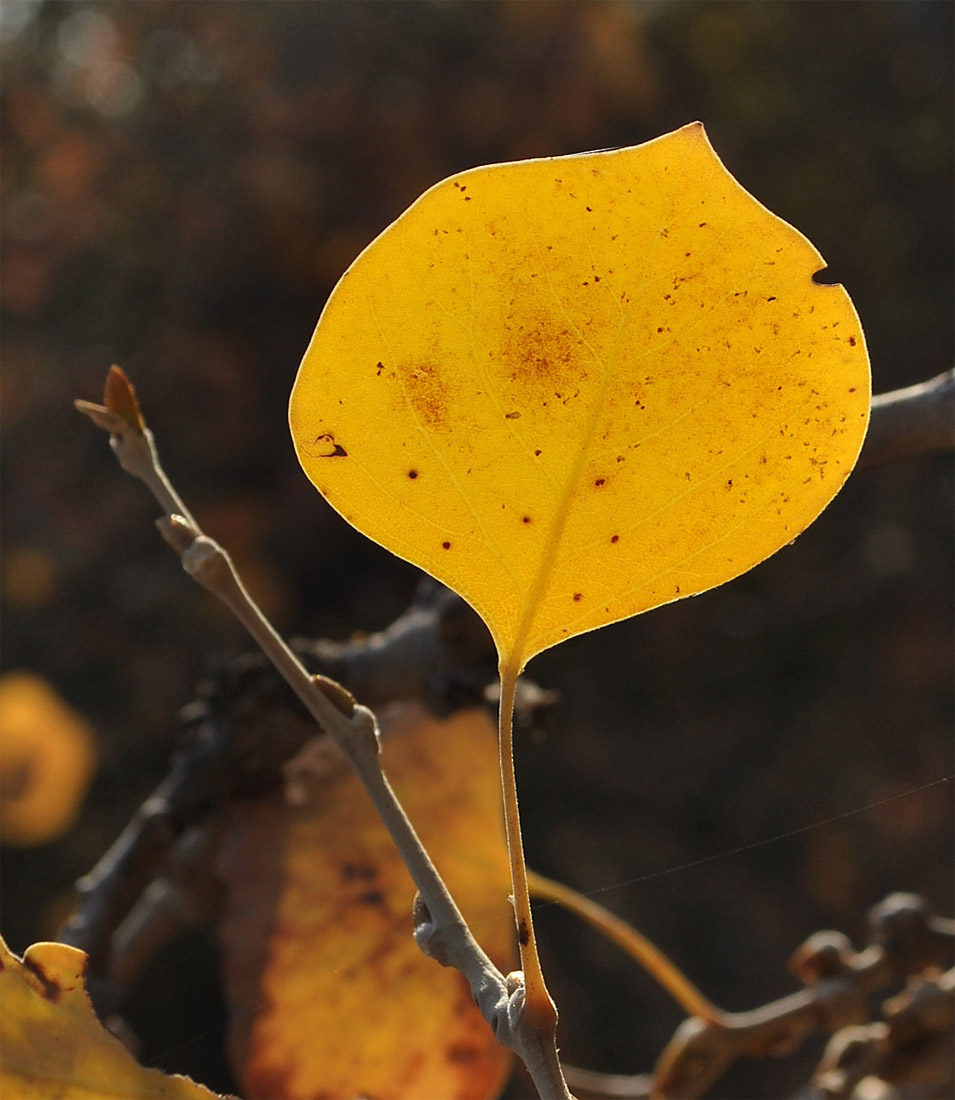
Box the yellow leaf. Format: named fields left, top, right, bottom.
left=0, top=937, right=225, bottom=1099
left=0, top=673, right=97, bottom=847
left=290, top=123, right=869, bottom=672
left=216, top=703, right=514, bottom=1100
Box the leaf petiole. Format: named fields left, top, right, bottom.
left=497, top=665, right=565, bottom=1067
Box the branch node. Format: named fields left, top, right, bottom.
left=336, top=703, right=380, bottom=758
left=506, top=970, right=526, bottom=1028
left=412, top=893, right=437, bottom=959
left=310, top=674, right=357, bottom=719
left=156, top=514, right=199, bottom=555
left=790, top=931, right=855, bottom=983
left=112, top=425, right=161, bottom=482
left=181, top=534, right=232, bottom=591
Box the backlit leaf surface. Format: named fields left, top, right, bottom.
left=291, top=123, right=869, bottom=670
left=215, top=703, right=514, bottom=1100
left=0, top=937, right=223, bottom=1099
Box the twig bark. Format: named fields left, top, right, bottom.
left=560, top=894, right=953, bottom=1100
left=861, top=368, right=955, bottom=468
left=75, top=367, right=572, bottom=1100
left=795, top=965, right=954, bottom=1100
left=58, top=583, right=554, bottom=1017
left=650, top=893, right=954, bottom=1099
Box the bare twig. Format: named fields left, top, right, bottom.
left=649, top=893, right=954, bottom=1099
left=563, top=1066, right=653, bottom=1100
left=861, top=369, right=955, bottom=468
left=795, top=965, right=954, bottom=1100
left=557, top=894, right=953, bottom=1100
left=74, top=367, right=571, bottom=1100
left=59, top=584, right=553, bottom=1019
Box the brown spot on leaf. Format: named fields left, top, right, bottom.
left=442, top=541, right=451, bottom=550
left=447, top=1043, right=481, bottom=1064
left=500, top=312, right=586, bottom=405
left=408, top=469, right=418, bottom=479
left=611, top=534, right=619, bottom=544
left=24, top=955, right=64, bottom=1002
left=594, top=478, right=605, bottom=487
left=518, top=920, right=530, bottom=946
left=573, top=593, right=582, bottom=602
left=395, top=359, right=451, bottom=431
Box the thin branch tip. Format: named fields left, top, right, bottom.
left=74, top=398, right=125, bottom=434
left=104, top=365, right=146, bottom=432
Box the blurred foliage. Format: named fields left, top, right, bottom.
left=219, top=703, right=513, bottom=1100
left=0, top=671, right=96, bottom=847
left=1, top=2, right=951, bottom=1097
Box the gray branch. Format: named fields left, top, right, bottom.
left=74, top=370, right=572, bottom=1100
left=861, top=369, right=955, bottom=468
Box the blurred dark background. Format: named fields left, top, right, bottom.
left=1, top=2, right=951, bottom=1097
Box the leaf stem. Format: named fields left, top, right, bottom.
left=498, top=663, right=568, bottom=1095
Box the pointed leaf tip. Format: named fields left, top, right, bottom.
left=104, top=366, right=146, bottom=433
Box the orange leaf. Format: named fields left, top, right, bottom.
left=216, top=703, right=514, bottom=1100
left=0, top=672, right=96, bottom=847
left=0, top=937, right=226, bottom=1099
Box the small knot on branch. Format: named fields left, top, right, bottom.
left=506, top=970, right=526, bottom=1029
left=311, top=674, right=357, bottom=718
left=790, top=931, right=856, bottom=984
left=412, top=893, right=438, bottom=958
left=156, top=514, right=200, bottom=555
left=179, top=534, right=234, bottom=595
left=868, top=892, right=950, bottom=973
